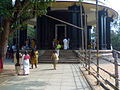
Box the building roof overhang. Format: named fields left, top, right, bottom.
left=29, top=1, right=118, bottom=26
left=50, top=1, right=118, bottom=26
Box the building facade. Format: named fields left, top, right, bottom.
left=36, top=0, right=117, bottom=50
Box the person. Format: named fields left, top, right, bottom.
left=31, top=39, right=36, bottom=49
left=24, top=39, right=30, bottom=49
left=67, top=38, right=70, bottom=49
left=0, top=54, right=3, bottom=72
left=22, top=51, right=30, bottom=75
left=9, top=46, right=14, bottom=59
left=52, top=39, right=58, bottom=49
left=30, top=49, right=37, bottom=69
left=13, top=50, right=22, bottom=75
left=12, top=44, right=16, bottom=51
left=21, top=45, right=25, bottom=50
left=91, top=40, right=96, bottom=50
left=63, top=38, right=68, bottom=50
left=55, top=42, right=61, bottom=56
left=35, top=49, right=39, bottom=67
left=51, top=51, right=59, bottom=70
left=6, top=45, right=10, bottom=59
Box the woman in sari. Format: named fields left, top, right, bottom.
left=22, top=51, right=30, bottom=75
left=30, top=49, right=38, bottom=69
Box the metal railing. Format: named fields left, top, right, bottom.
left=75, top=50, right=120, bottom=90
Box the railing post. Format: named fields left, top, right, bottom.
left=114, top=51, right=119, bottom=90
left=96, top=0, right=100, bottom=85
left=88, top=50, right=91, bottom=75
left=79, top=50, right=84, bottom=67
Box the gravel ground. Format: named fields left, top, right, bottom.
left=80, top=54, right=120, bottom=90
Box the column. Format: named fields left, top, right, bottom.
left=98, top=10, right=107, bottom=50
left=87, top=26, right=92, bottom=49
left=106, top=17, right=113, bottom=49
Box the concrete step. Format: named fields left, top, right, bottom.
left=39, top=60, right=80, bottom=63
left=38, top=50, right=79, bottom=63
left=39, top=56, right=78, bottom=59
left=39, top=51, right=75, bottom=56
left=39, top=59, right=80, bottom=63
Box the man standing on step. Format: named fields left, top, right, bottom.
left=63, top=38, right=68, bottom=50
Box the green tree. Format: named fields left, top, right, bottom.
left=111, top=16, right=120, bottom=50
left=111, top=30, right=120, bottom=50
left=0, top=0, right=54, bottom=69
left=27, top=24, right=36, bottom=39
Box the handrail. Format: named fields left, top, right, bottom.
left=74, top=50, right=120, bottom=90
left=90, top=60, right=115, bottom=78
left=101, top=57, right=120, bottom=66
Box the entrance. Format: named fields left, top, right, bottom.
left=55, top=24, right=67, bottom=44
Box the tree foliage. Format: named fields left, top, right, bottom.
left=111, top=30, right=120, bottom=50
left=0, top=0, right=54, bottom=33
left=111, top=16, right=120, bottom=31
left=111, top=16, right=120, bottom=50
left=0, top=0, right=55, bottom=60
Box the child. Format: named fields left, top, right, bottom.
left=51, top=51, right=59, bottom=70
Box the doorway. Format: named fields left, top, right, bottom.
left=55, top=24, right=67, bottom=44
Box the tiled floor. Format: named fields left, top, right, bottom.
left=0, top=64, right=92, bottom=90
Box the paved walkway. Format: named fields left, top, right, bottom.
left=0, top=62, right=92, bottom=90
left=0, top=59, right=15, bottom=84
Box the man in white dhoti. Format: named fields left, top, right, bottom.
left=63, top=38, right=68, bottom=50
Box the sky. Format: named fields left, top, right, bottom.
left=108, top=0, right=120, bottom=12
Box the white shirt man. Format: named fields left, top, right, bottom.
left=63, top=38, right=68, bottom=50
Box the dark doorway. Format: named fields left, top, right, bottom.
left=55, top=24, right=66, bottom=45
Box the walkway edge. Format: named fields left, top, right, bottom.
left=79, top=67, right=95, bottom=90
